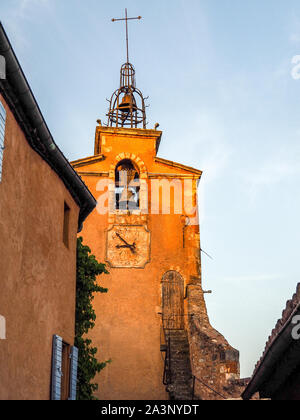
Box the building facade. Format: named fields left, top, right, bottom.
left=72, top=61, right=241, bottom=400
left=0, top=23, right=96, bottom=400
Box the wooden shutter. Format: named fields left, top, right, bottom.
left=51, top=335, right=63, bottom=400
left=0, top=100, right=6, bottom=182
left=0, top=315, right=5, bottom=340
left=69, top=346, right=79, bottom=401
left=162, top=271, right=185, bottom=330
left=61, top=343, right=71, bottom=400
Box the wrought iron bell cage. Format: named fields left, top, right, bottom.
left=107, top=62, right=147, bottom=129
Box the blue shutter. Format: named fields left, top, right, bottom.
left=51, top=335, right=63, bottom=400
left=69, top=346, right=78, bottom=400
left=0, top=101, right=6, bottom=182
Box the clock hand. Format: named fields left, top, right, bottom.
left=116, top=233, right=132, bottom=247
left=130, top=242, right=137, bottom=254
left=116, top=244, right=137, bottom=254
left=129, top=244, right=136, bottom=254
left=115, top=233, right=137, bottom=253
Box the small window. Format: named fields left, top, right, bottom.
left=63, top=202, right=70, bottom=248
left=51, top=335, right=78, bottom=400
left=0, top=100, right=6, bottom=182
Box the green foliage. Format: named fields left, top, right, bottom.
left=75, top=237, right=110, bottom=400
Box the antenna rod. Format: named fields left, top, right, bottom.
left=200, top=248, right=213, bottom=260
left=126, top=8, right=129, bottom=63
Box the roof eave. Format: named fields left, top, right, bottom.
left=242, top=303, right=300, bottom=400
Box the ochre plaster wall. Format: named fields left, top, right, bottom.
left=0, top=95, right=79, bottom=400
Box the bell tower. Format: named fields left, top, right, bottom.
left=71, top=10, right=241, bottom=400
left=107, top=62, right=147, bottom=129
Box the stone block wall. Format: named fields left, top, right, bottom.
left=187, top=283, right=242, bottom=400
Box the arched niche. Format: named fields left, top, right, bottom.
left=115, top=159, right=140, bottom=210
left=109, top=153, right=148, bottom=214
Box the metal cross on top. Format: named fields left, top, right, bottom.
left=112, top=8, right=142, bottom=64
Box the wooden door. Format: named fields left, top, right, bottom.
left=162, top=271, right=184, bottom=330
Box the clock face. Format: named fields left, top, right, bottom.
left=106, top=225, right=151, bottom=269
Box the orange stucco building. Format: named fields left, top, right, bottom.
left=72, top=61, right=241, bottom=400
left=0, top=23, right=96, bottom=400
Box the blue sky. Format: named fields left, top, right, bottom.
left=2, top=0, right=300, bottom=378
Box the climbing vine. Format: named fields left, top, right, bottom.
left=75, top=237, right=110, bottom=400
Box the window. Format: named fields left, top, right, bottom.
left=115, top=159, right=140, bottom=210
left=0, top=100, right=6, bottom=182
left=51, top=335, right=78, bottom=400
left=63, top=202, right=70, bottom=248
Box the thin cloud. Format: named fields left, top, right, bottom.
left=19, top=0, right=50, bottom=18
left=245, top=154, right=300, bottom=203
left=188, top=110, right=233, bottom=182
left=253, top=161, right=299, bottom=185
left=2, top=0, right=51, bottom=49
left=290, top=33, right=300, bottom=43
left=184, top=110, right=233, bottom=223
left=222, top=274, right=281, bottom=285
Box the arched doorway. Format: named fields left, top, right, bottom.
left=162, top=271, right=184, bottom=330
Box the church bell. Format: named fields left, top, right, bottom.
left=118, top=94, right=137, bottom=113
